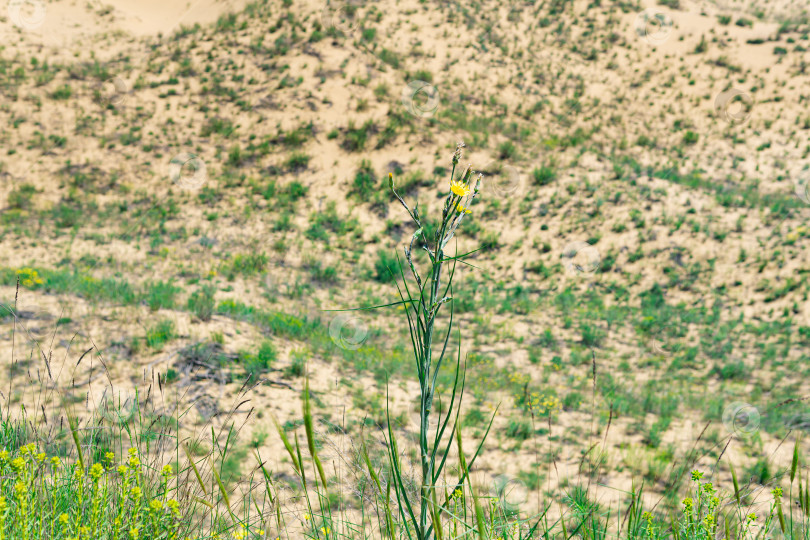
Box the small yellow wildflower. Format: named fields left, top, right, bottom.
left=127, top=448, right=140, bottom=469
left=80, top=526, right=90, bottom=537
left=456, top=202, right=471, bottom=214
left=450, top=179, right=470, bottom=197
left=129, top=528, right=139, bottom=540
left=90, top=463, right=104, bottom=480
left=320, top=526, right=331, bottom=535
left=162, top=464, right=173, bottom=477
left=59, top=513, right=69, bottom=525
left=10, top=457, right=25, bottom=474
left=105, top=452, right=116, bottom=464
left=304, top=513, right=310, bottom=521
left=150, top=499, right=164, bottom=512
left=20, top=443, right=36, bottom=456
left=117, top=465, right=128, bottom=476
left=129, top=487, right=142, bottom=500
left=36, top=452, right=46, bottom=463
left=167, top=499, right=181, bottom=517
left=50, top=456, right=60, bottom=467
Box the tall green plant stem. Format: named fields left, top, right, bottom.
left=389, top=142, right=482, bottom=539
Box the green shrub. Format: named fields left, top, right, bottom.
left=343, top=121, right=376, bottom=152
left=145, top=280, right=180, bottom=311
left=505, top=418, right=533, bottom=440
left=50, top=84, right=72, bottom=99
left=145, top=319, right=176, bottom=350
left=9, top=184, right=36, bottom=210
left=350, top=160, right=377, bottom=199
left=532, top=164, right=557, bottom=185
left=222, top=253, right=268, bottom=280
left=240, top=340, right=277, bottom=376
left=682, top=131, right=699, bottom=145
left=187, top=284, right=216, bottom=321
left=372, top=250, right=398, bottom=282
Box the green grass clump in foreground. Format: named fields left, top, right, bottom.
left=0, top=443, right=182, bottom=540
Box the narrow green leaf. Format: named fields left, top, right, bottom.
left=183, top=443, right=208, bottom=495
left=303, top=377, right=328, bottom=489
left=792, top=436, right=800, bottom=482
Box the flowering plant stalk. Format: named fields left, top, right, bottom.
left=385, top=142, right=495, bottom=539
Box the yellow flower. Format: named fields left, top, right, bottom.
left=59, top=513, right=69, bottom=525
left=456, top=203, right=471, bottom=214
left=304, top=513, right=310, bottom=521
left=150, top=499, right=163, bottom=512
left=105, top=452, right=116, bottom=464
left=50, top=456, right=60, bottom=467
left=36, top=452, right=46, bottom=463
left=320, top=526, right=331, bottom=535
left=11, top=457, right=26, bottom=474
left=129, top=528, right=139, bottom=540
left=127, top=448, right=141, bottom=469
left=162, top=464, right=173, bottom=477
left=167, top=499, right=181, bottom=517
left=90, top=463, right=104, bottom=480
left=450, top=179, right=470, bottom=197
left=129, top=486, right=142, bottom=500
